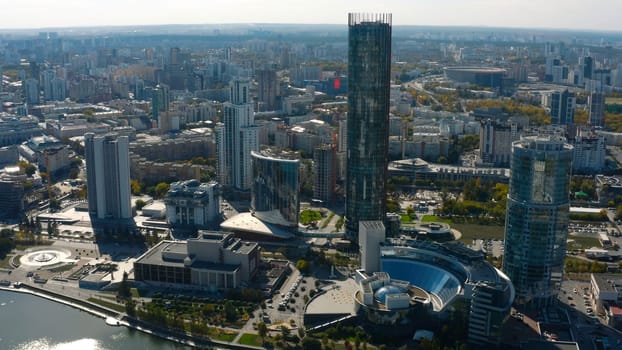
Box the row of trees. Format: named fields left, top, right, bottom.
left=130, top=179, right=170, bottom=198
left=565, top=257, right=607, bottom=273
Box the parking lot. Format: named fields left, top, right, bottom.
left=560, top=280, right=599, bottom=320
left=260, top=267, right=314, bottom=329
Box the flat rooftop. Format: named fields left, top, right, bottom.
left=592, top=273, right=619, bottom=293
left=136, top=241, right=187, bottom=267
left=135, top=240, right=241, bottom=272
left=305, top=278, right=358, bottom=316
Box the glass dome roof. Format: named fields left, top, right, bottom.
left=374, top=285, right=405, bottom=303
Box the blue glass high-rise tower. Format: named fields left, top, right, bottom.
left=502, top=136, right=573, bottom=307
left=345, top=13, right=392, bottom=240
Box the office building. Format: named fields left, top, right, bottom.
left=345, top=13, right=392, bottom=240
left=468, top=281, right=513, bottom=346
left=581, top=56, right=594, bottom=81
left=24, top=78, right=40, bottom=105
left=256, top=69, right=278, bottom=111
left=250, top=148, right=300, bottom=228
left=151, top=83, right=170, bottom=124
left=85, top=133, right=132, bottom=220
left=550, top=89, right=575, bottom=126
left=134, top=231, right=259, bottom=289
left=502, top=136, right=573, bottom=307
left=443, top=67, right=506, bottom=91
left=19, top=135, right=72, bottom=174
left=0, top=175, right=24, bottom=219
left=216, top=79, right=259, bottom=191
left=588, top=91, right=605, bottom=127
left=165, top=180, right=221, bottom=229
left=313, top=144, right=336, bottom=203
left=0, top=113, right=41, bottom=147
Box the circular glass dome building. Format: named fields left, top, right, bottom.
left=374, top=285, right=405, bottom=304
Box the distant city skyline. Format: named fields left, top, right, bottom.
left=3, top=0, right=622, bottom=32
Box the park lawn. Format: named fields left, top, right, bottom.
left=239, top=333, right=263, bottom=346
left=421, top=215, right=451, bottom=224
left=300, top=210, right=322, bottom=225
left=210, top=329, right=237, bottom=342
left=401, top=214, right=413, bottom=223
left=452, top=223, right=505, bottom=243
left=0, top=254, right=14, bottom=268
left=48, top=263, right=76, bottom=273
left=567, top=235, right=602, bottom=249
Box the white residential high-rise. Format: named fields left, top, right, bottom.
left=216, top=79, right=259, bottom=190
left=85, top=133, right=132, bottom=220
left=359, top=220, right=386, bottom=273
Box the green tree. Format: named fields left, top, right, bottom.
left=117, top=271, right=131, bottom=299
left=257, top=322, right=268, bottom=342
left=386, top=198, right=400, bottom=213
left=125, top=298, right=136, bottom=317
left=296, top=259, right=310, bottom=273
left=135, top=199, right=147, bottom=210
left=18, top=160, right=37, bottom=177
left=0, top=237, right=15, bottom=258
left=190, top=157, right=208, bottom=165
left=223, top=300, right=237, bottom=321
left=302, top=337, right=322, bottom=350
left=298, top=327, right=306, bottom=340
left=130, top=179, right=142, bottom=195
left=155, top=182, right=170, bottom=198
left=70, top=157, right=83, bottom=167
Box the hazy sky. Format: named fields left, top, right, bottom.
left=5, top=0, right=622, bottom=32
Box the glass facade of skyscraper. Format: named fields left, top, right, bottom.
left=250, top=149, right=300, bottom=228
left=502, top=136, right=573, bottom=307
left=345, top=13, right=392, bottom=240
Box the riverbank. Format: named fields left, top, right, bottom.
left=0, top=284, right=262, bottom=350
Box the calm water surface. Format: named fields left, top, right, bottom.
left=0, top=290, right=191, bottom=350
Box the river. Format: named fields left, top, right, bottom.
left=0, top=290, right=191, bottom=350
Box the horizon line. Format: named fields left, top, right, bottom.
left=1, top=22, right=621, bottom=35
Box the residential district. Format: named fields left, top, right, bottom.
left=2, top=12, right=622, bottom=350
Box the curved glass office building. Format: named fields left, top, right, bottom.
left=503, top=136, right=573, bottom=307
left=345, top=13, right=392, bottom=240
left=251, top=149, right=300, bottom=228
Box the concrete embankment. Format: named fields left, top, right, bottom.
left=0, top=284, right=116, bottom=319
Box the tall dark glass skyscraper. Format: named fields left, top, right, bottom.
left=502, top=136, right=573, bottom=307
left=345, top=13, right=392, bottom=240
